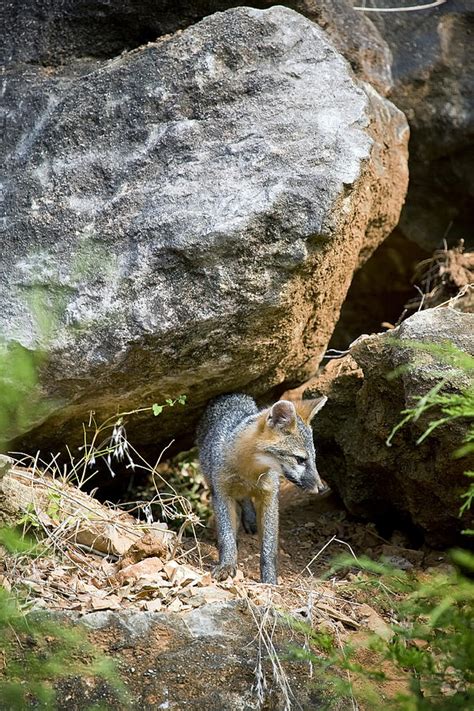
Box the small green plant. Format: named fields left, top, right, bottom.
left=17, top=502, right=44, bottom=531
left=0, top=285, right=65, bottom=452
left=386, top=339, right=474, bottom=531
left=17, top=491, right=64, bottom=533
left=0, top=528, right=126, bottom=710
left=152, top=394, right=187, bottom=416
left=460, top=470, right=474, bottom=514
left=290, top=554, right=474, bottom=710
left=386, top=339, right=474, bottom=452
left=0, top=527, right=42, bottom=556
left=0, top=341, right=48, bottom=452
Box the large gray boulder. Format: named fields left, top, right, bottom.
left=1, top=6, right=408, bottom=452
left=310, top=308, right=474, bottom=547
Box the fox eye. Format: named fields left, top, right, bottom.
left=295, top=455, right=307, bottom=466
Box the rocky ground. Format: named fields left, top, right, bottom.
left=0, top=455, right=450, bottom=709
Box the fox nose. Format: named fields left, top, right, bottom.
left=310, top=477, right=331, bottom=496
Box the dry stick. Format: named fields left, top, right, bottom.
left=14, top=420, right=198, bottom=539
left=434, top=283, right=474, bottom=310
left=29, top=509, right=96, bottom=582
left=246, top=596, right=298, bottom=711
left=323, top=348, right=351, bottom=360
left=245, top=591, right=292, bottom=704
left=123, top=440, right=204, bottom=557
left=35, top=507, right=102, bottom=580
left=66, top=442, right=100, bottom=490
left=124, top=439, right=199, bottom=524
left=12, top=468, right=114, bottom=519
left=117, top=488, right=200, bottom=531
left=114, top=486, right=186, bottom=519
left=293, top=578, right=367, bottom=613
left=294, top=536, right=366, bottom=625
left=299, top=534, right=337, bottom=577
left=9, top=470, right=172, bottom=581
left=354, top=0, right=445, bottom=12
left=333, top=537, right=360, bottom=563
left=305, top=590, right=314, bottom=679
left=73, top=543, right=119, bottom=561
left=413, top=285, right=426, bottom=313
left=153, top=438, right=175, bottom=470
left=10, top=449, right=200, bottom=588
left=11, top=469, right=166, bottom=539
left=177, top=521, right=204, bottom=569
left=7, top=620, right=25, bottom=649
left=252, top=602, right=269, bottom=707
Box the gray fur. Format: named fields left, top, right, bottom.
left=196, top=393, right=258, bottom=488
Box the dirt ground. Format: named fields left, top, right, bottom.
left=191, top=481, right=445, bottom=586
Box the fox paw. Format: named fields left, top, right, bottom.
left=212, top=563, right=237, bottom=581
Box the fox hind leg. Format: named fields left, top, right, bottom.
left=240, top=498, right=257, bottom=534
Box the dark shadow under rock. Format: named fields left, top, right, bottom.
left=329, top=229, right=428, bottom=351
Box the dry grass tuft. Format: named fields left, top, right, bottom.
left=404, top=241, right=474, bottom=315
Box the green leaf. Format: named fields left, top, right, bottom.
left=450, top=549, right=474, bottom=573
left=0, top=527, right=39, bottom=555
left=152, top=404, right=163, bottom=416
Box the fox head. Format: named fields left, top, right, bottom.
left=254, top=397, right=328, bottom=493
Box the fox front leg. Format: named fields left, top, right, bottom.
left=256, top=489, right=279, bottom=585
left=212, top=492, right=238, bottom=581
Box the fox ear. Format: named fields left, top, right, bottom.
left=296, top=396, right=328, bottom=424
left=267, top=400, right=297, bottom=431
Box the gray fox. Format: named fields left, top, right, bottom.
left=197, top=393, right=328, bottom=584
